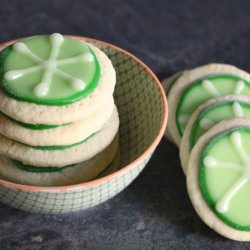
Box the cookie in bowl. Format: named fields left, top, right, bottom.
left=0, top=33, right=119, bottom=186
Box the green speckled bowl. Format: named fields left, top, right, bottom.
left=0, top=36, right=168, bottom=214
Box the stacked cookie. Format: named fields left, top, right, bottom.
left=164, top=63, right=250, bottom=241
left=0, top=34, right=119, bottom=186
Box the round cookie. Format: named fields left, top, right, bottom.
left=162, top=71, right=186, bottom=144
left=97, top=148, right=120, bottom=177
left=1, top=34, right=100, bottom=105
left=0, top=106, right=119, bottom=167
left=166, top=63, right=250, bottom=146
left=187, top=118, right=250, bottom=241
left=0, top=97, right=114, bottom=146
left=0, top=135, right=119, bottom=186
left=0, top=35, right=116, bottom=124
left=180, top=95, right=250, bottom=173
left=162, top=71, right=185, bottom=95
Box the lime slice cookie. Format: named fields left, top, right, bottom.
left=187, top=118, right=250, bottom=241
left=1, top=33, right=100, bottom=104
left=166, top=63, right=250, bottom=146
left=0, top=34, right=116, bottom=124
left=162, top=71, right=186, bottom=143
left=0, top=105, right=119, bottom=167
left=162, top=71, right=186, bottom=95
left=180, top=95, right=250, bottom=173
left=0, top=135, right=119, bottom=186
left=0, top=97, right=114, bottom=146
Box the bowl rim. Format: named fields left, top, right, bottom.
left=0, top=35, right=168, bottom=192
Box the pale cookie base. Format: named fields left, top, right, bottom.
left=0, top=42, right=116, bottom=124
left=162, top=71, right=186, bottom=144
left=187, top=118, right=250, bottom=241
left=98, top=148, right=120, bottom=177
left=162, top=71, right=185, bottom=94
left=166, top=63, right=250, bottom=147
left=180, top=95, right=250, bottom=174
left=0, top=106, right=119, bottom=167
left=0, top=135, right=119, bottom=186
left=0, top=97, right=114, bottom=146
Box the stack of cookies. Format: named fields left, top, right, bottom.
left=164, top=63, right=250, bottom=241
left=0, top=33, right=119, bottom=186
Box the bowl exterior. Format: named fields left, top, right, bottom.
left=0, top=156, right=151, bottom=213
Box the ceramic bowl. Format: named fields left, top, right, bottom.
left=0, top=36, right=168, bottom=214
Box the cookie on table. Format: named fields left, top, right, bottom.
left=0, top=134, right=119, bottom=186
left=0, top=97, right=114, bottom=146
left=162, top=71, right=186, bottom=144
left=187, top=118, right=250, bottom=241
left=0, top=105, right=119, bottom=167
left=162, top=71, right=186, bottom=95
left=0, top=33, right=116, bottom=124
left=166, top=63, right=250, bottom=146
left=180, top=95, right=250, bottom=173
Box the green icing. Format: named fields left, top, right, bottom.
left=190, top=101, right=250, bottom=148
left=0, top=34, right=100, bottom=106
left=12, top=159, right=76, bottom=173
left=31, top=132, right=96, bottom=150
left=176, top=75, right=250, bottom=135
left=2, top=112, right=64, bottom=130
left=13, top=158, right=113, bottom=174
left=200, top=128, right=250, bottom=231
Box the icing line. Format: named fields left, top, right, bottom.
left=234, top=80, right=245, bottom=95
left=201, top=79, right=220, bottom=97
left=232, top=102, right=244, bottom=118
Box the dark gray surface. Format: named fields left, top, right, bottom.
left=1, top=0, right=250, bottom=249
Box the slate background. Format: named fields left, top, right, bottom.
left=1, top=0, right=250, bottom=249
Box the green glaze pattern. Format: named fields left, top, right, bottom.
left=176, top=75, right=250, bottom=135
left=2, top=112, right=63, bottom=130
left=0, top=34, right=100, bottom=105
left=0, top=39, right=164, bottom=214
left=13, top=159, right=113, bottom=174
left=200, top=128, right=250, bottom=230
left=13, top=160, right=76, bottom=173
left=190, top=101, right=250, bottom=148
left=31, top=132, right=96, bottom=150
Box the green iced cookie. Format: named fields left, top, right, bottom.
left=190, top=99, right=250, bottom=148
left=187, top=119, right=250, bottom=240
left=180, top=96, right=250, bottom=173
left=200, top=127, right=250, bottom=230
left=162, top=72, right=183, bottom=95
left=0, top=33, right=100, bottom=105
left=176, top=74, right=250, bottom=135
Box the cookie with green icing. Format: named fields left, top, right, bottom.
left=162, top=71, right=186, bottom=143
left=180, top=95, right=250, bottom=173
left=162, top=71, right=186, bottom=95
left=187, top=118, right=250, bottom=241
left=0, top=33, right=100, bottom=105
left=0, top=34, right=116, bottom=124
left=0, top=98, right=114, bottom=146
left=166, top=63, right=250, bottom=146
left=0, top=135, right=119, bottom=186
left=0, top=106, right=119, bottom=167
